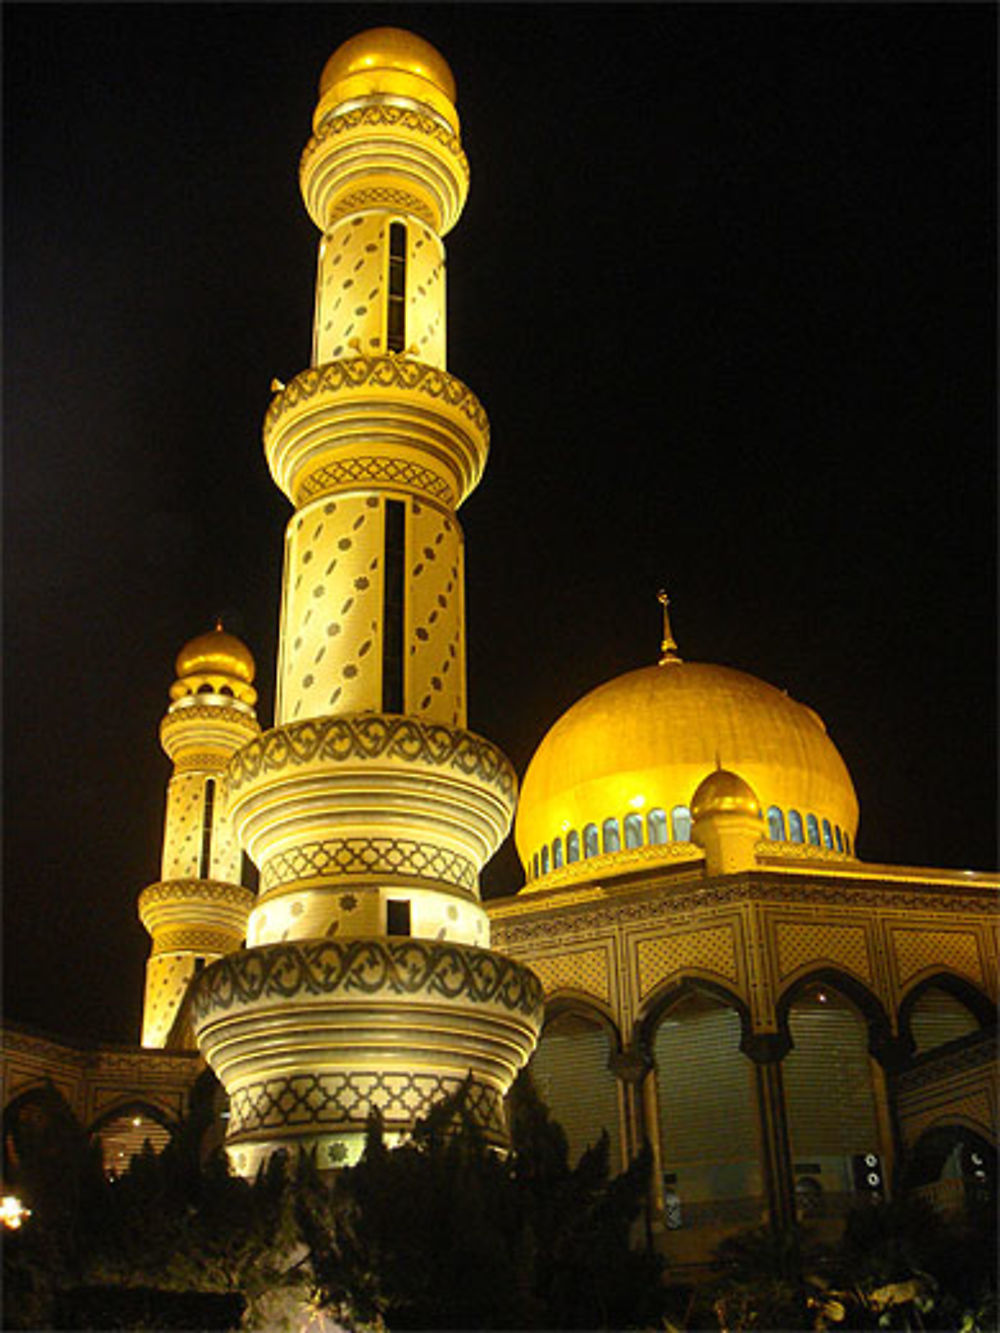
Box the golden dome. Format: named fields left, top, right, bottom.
left=691, top=769, right=761, bottom=821
left=317, top=28, right=458, bottom=131
left=175, top=625, right=255, bottom=686
left=515, top=662, right=859, bottom=881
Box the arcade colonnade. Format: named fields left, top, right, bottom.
left=491, top=868, right=998, bottom=1265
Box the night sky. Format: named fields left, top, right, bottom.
left=4, top=4, right=995, bottom=1045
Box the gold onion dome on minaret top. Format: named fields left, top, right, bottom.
left=170, top=623, right=257, bottom=704
left=316, top=27, right=459, bottom=132
left=175, top=624, right=255, bottom=683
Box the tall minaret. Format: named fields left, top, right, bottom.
left=191, top=29, right=541, bottom=1175
left=138, top=626, right=259, bottom=1047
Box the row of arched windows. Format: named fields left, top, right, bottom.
left=529, top=801, right=852, bottom=879
left=766, top=806, right=851, bottom=854
left=529, top=806, right=693, bottom=880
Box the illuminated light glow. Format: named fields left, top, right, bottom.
left=628, top=794, right=646, bottom=809
left=189, top=28, right=539, bottom=1171
left=1, top=1196, right=30, bottom=1230
left=132, top=1117, right=141, bottom=1126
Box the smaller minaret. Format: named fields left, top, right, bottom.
left=138, top=626, right=260, bottom=1047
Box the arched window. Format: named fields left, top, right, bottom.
left=566, top=830, right=580, bottom=863
left=806, top=814, right=820, bottom=846
left=552, top=837, right=564, bottom=870
left=767, top=807, right=786, bottom=841
left=647, top=808, right=668, bottom=845
left=602, top=818, right=621, bottom=854
left=624, top=813, right=643, bottom=849
left=540, top=844, right=550, bottom=875
left=834, top=826, right=843, bottom=852
left=529, top=1011, right=621, bottom=1173
left=671, top=805, right=692, bottom=842
left=653, top=991, right=762, bottom=1230
left=821, top=818, right=833, bottom=849
left=788, top=809, right=804, bottom=843
left=583, top=824, right=599, bottom=858
left=783, top=987, right=883, bottom=1217
left=907, top=985, right=981, bottom=1056
left=532, top=853, right=539, bottom=880
left=91, top=1103, right=174, bottom=1178
left=843, top=831, right=851, bottom=855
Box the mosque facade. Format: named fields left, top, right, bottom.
left=3, top=27, right=996, bottom=1272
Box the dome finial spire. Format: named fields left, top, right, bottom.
left=657, top=589, right=681, bottom=665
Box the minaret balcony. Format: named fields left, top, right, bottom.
left=226, top=713, right=517, bottom=900
left=263, top=355, right=489, bottom=510
left=300, top=103, right=469, bottom=235
left=137, top=878, right=255, bottom=940
left=190, top=935, right=543, bottom=1174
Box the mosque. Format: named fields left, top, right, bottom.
left=2, top=27, right=996, bottom=1272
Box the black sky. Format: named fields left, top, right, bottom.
left=4, top=3, right=996, bottom=1045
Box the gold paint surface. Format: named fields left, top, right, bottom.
left=516, top=662, right=858, bottom=871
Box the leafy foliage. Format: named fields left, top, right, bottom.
left=302, top=1072, right=664, bottom=1330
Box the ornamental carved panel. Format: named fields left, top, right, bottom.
left=636, top=924, right=738, bottom=1000
left=528, top=947, right=611, bottom=1004
left=891, top=928, right=984, bottom=988
left=775, top=920, right=872, bottom=984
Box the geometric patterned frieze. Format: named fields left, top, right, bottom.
left=324, top=187, right=435, bottom=228
left=298, top=455, right=455, bottom=507
left=775, top=920, right=872, bottom=984
left=227, top=713, right=516, bottom=800
left=152, top=926, right=242, bottom=956
left=138, top=880, right=256, bottom=914
left=525, top=948, right=611, bottom=1004
left=264, top=355, right=486, bottom=438
left=892, top=927, right=984, bottom=988
left=306, top=103, right=468, bottom=177
left=229, top=1070, right=505, bottom=1140
left=190, top=938, right=544, bottom=1022
left=491, top=876, right=999, bottom=950
left=636, top=924, right=739, bottom=1000
left=261, top=836, right=476, bottom=891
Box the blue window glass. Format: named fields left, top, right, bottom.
left=602, top=817, right=621, bottom=853
left=553, top=837, right=563, bottom=869
left=540, top=844, right=550, bottom=874
left=647, top=808, right=668, bottom=844
left=583, top=823, right=599, bottom=858
left=806, top=814, right=820, bottom=846
left=788, top=809, right=804, bottom=843
left=767, top=806, right=786, bottom=841
left=624, top=813, right=643, bottom=849
left=821, top=818, right=833, bottom=849
left=834, top=826, right=843, bottom=852
left=566, top=830, right=580, bottom=863
left=671, top=806, right=692, bottom=842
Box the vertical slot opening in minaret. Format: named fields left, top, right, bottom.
left=386, top=899, right=411, bottom=937
left=387, top=221, right=407, bottom=353
left=383, top=498, right=406, bottom=712
left=199, top=778, right=216, bottom=879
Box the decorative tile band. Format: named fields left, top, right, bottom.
left=190, top=937, right=544, bottom=1021
left=227, top=713, right=516, bottom=799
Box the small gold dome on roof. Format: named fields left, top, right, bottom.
left=175, top=625, right=255, bottom=685
left=317, top=28, right=458, bottom=131
left=691, top=768, right=761, bottom=820
left=515, top=661, right=858, bottom=879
